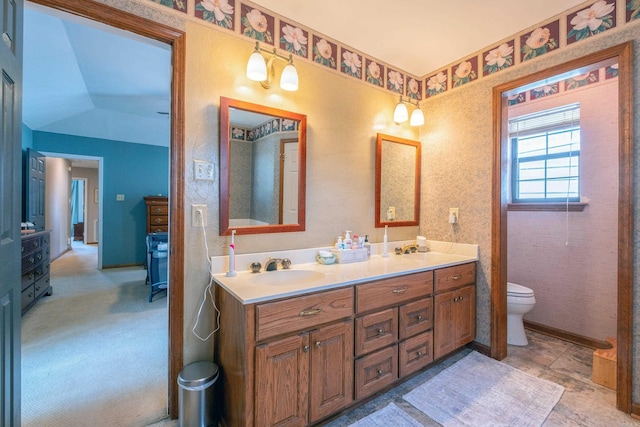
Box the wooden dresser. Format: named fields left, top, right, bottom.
left=21, top=230, right=52, bottom=315
left=144, top=196, right=168, bottom=233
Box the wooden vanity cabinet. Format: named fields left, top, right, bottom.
left=215, top=262, right=476, bottom=427
left=433, top=263, right=476, bottom=360
left=216, top=286, right=354, bottom=427
left=353, top=270, right=434, bottom=399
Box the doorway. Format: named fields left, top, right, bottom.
left=26, top=0, right=185, bottom=418
left=491, top=42, right=634, bottom=412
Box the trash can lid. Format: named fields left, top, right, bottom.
left=178, top=361, right=219, bottom=387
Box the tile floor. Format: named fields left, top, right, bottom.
left=149, top=330, right=640, bottom=426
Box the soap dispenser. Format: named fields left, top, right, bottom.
left=344, top=231, right=352, bottom=249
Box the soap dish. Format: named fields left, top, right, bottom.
left=316, top=253, right=336, bottom=265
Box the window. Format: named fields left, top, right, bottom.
left=510, top=104, right=580, bottom=203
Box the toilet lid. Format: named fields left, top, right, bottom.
left=507, top=282, right=534, bottom=297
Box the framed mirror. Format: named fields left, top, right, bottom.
left=375, top=133, right=421, bottom=228
left=219, top=97, right=307, bottom=236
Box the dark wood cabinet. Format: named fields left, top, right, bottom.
left=144, top=196, right=168, bottom=233
left=433, top=263, right=476, bottom=360
left=21, top=230, right=52, bottom=314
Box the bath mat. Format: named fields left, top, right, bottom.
left=348, top=403, right=422, bottom=427
left=403, top=351, right=564, bottom=427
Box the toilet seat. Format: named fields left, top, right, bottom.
left=507, top=282, right=534, bottom=297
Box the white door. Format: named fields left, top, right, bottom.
left=0, top=0, right=24, bottom=425
left=282, top=141, right=298, bottom=224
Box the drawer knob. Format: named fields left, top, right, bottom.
left=452, top=274, right=462, bottom=280
left=417, top=315, right=423, bottom=321
left=417, top=351, right=423, bottom=358
left=154, top=208, right=163, bottom=213
left=392, top=287, right=407, bottom=294
left=377, top=329, right=385, bottom=336
left=377, top=369, right=383, bottom=376
left=303, top=345, right=309, bottom=353
left=315, top=341, right=321, bottom=349
left=299, top=308, right=323, bottom=317
left=154, top=218, right=163, bottom=224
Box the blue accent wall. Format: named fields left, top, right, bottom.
left=22, top=124, right=34, bottom=149
left=33, top=131, right=169, bottom=267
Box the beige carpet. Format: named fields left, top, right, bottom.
left=21, top=243, right=169, bottom=426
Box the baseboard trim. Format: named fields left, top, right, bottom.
left=632, top=402, right=640, bottom=419
left=468, top=341, right=491, bottom=357
left=102, top=263, right=143, bottom=269
left=524, top=320, right=613, bottom=349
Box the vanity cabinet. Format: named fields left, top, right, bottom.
left=354, top=270, right=434, bottom=399
left=215, top=262, right=476, bottom=427
left=433, top=263, right=476, bottom=359
left=21, top=230, right=52, bottom=314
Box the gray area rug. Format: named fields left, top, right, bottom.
left=403, top=351, right=564, bottom=427
left=348, top=403, right=422, bottom=427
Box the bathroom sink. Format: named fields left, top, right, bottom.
left=249, top=269, right=326, bottom=286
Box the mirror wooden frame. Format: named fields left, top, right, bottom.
left=219, top=97, right=307, bottom=236
left=375, top=133, right=421, bottom=228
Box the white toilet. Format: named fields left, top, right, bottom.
left=507, top=282, right=536, bottom=346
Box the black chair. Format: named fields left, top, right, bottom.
left=146, top=232, right=168, bottom=302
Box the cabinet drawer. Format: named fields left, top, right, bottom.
left=149, top=225, right=169, bottom=233
left=149, top=205, right=168, bottom=215
left=355, top=308, right=397, bottom=357
left=149, top=215, right=168, bottom=226
left=22, top=285, right=35, bottom=311
left=256, top=287, right=354, bottom=341
left=399, top=297, right=433, bottom=340
left=356, top=271, right=433, bottom=314
left=21, top=272, right=35, bottom=291
left=34, top=276, right=50, bottom=298
left=399, top=331, right=433, bottom=377
left=435, top=263, right=476, bottom=293
left=355, top=344, right=398, bottom=400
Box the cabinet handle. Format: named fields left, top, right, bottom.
left=154, top=208, right=163, bottom=213
left=392, top=287, right=407, bottom=294
left=453, top=296, right=459, bottom=302
left=377, top=369, right=383, bottom=376
left=302, top=345, right=309, bottom=353
left=299, top=308, right=322, bottom=317
left=154, top=218, right=163, bottom=224
left=417, top=315, right=423, bottom=321
left=417, top=351, right=423, bottom=358
left=377, top=329, right=385, bottom=336
left=315, top=341, right=321, bottom=349
left=452, top=275, right=462, bottom=280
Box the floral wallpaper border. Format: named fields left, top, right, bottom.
left=150, top=0, right=639, bottom=103
left=231, top=117, right=298, bottom=142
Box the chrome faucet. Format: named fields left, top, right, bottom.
left=265, top=257, right=292, bottom=271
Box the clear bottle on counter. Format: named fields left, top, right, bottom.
left=364, top=235, right=371, bottom=258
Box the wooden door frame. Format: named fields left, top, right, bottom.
left=491, top=42, right=634, bottom=412
left=27, top=0, right=185, bottom=417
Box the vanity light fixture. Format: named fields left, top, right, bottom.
left=246, top=41, right=299, bottom=91
left=393, top=96, right=424, bottom=126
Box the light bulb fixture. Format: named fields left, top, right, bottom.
left=393, top=95, right=424, bottom=126
left=246, top=41, right=299, bottom=91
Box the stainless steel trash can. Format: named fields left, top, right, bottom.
left=178, top=361, right=219, bottom=427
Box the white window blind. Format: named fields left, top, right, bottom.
left=509, top=103, right=580, bottom=138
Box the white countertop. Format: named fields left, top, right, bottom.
left=211, top=240, right=478, bottom=304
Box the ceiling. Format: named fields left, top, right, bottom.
left=250, top=0, right=586, bottom=76
left=22, top=1, right=587, bottom=153
left=23, top=3, right=172, bottom=149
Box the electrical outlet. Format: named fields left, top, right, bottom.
left=387, top=206, right=396, bottom=220
left=192, top=204, right=207, bottom=227
left=449, top=208, right=459, bottom=224
left=194, top=160, right=215, bottom=181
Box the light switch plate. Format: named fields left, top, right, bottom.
left=116, top=194, right=125, bottom=201
left=194, top=160, right=215, bottom=181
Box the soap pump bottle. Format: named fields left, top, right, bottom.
left=344, top=230, right=352, bottom=249
left=364, top=235, right=371, bottom=258
left=336, top=236, right=343, bottom=250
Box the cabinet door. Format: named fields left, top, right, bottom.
left=454, top=285, right=476, bottom=347
left=309, top=320, right=354, bottom=423
left=255, top=333, right=309, bottom=427
left=433, top=290, right=455, bottom=360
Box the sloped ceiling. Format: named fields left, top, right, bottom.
left=22, top=4, right=172, bottom=147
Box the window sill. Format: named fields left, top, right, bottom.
left=507, top=203, right=587, bottom=212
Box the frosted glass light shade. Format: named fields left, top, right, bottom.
left=393, top=102, right=408, bottom=124
left=246, top=51, right=267, bottom=81
left=410, top=108, right=425, bottom=126
left=280, top=63, right=299, bottom=91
